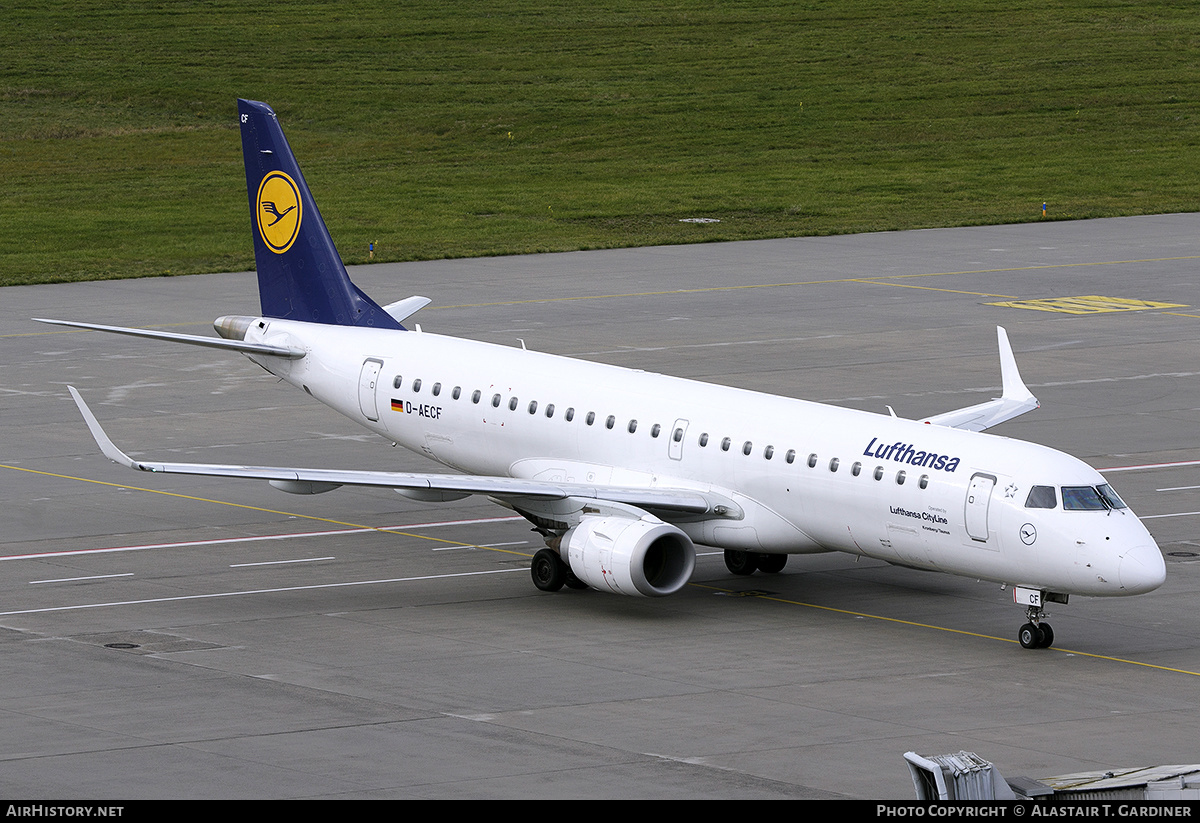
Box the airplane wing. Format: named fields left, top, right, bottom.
left=34, top=318, right=306, bottom=359
left=920, top=326, right=1039, bottom=432
left=68, top=388, right=738, bottom=519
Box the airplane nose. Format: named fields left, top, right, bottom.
left=1119, top=544, right=1167, bottom=594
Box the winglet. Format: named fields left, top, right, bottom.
left=920, top=327, right=1040, bottom=432
left=68, top=387, right=143, bottom=470
left=997, top=326, right=1036, bottom=406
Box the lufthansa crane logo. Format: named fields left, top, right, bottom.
left=255, top=171, right=302, bottom=254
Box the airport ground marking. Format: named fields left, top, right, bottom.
left=0, top=463, right=535, bottom=558
left=11, top=254, right=1200, bottom=340
left=426, top=254, right=1200, bottom=310
left=0, top=568, right=529, bottom=617
left=0, top=515, right=526, bottom=562
left=692, top=582, right=1200, bottom=677
left=848, top=280, right=1019, bottom=299
left=985, top=295, right=1188, bottom=314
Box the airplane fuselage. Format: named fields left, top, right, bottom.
left=243, top=316, right=1165, bottom=601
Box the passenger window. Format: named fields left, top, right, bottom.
left=491, top=394, right=501, bottom=407
left=528, top=400, right=538, bottom=414
left=700, top=433, right=709, bottom=447
left=586, top=412, right=595, bottom=425
left=807, top=454, right=818, bottom=468
left=673, top=427, right=684, bottom=443
left=742, top=441, right=753, bottom=456
left=785, top=449, right=795, bottom=464
left=874, top=466, right=884, bottom=481
left=628, top=420, right=637, bottom=433
left=393, top=375, right=403, bottom=389
left=896, top=470, right=906, bottom=485
left=764, top=445, right=774, bottom=460
left=606, top=415, right=616, bottom=429
left=545, top=403, right=555, bottom=418
left=1025, top=485, right=1057, bottom=509
left=452, top=386, right=461, bottom=400
left=721, top=437, right=732, bottom=452
left=432, top=383, right=441, bottom=397
left=509, top=397, right=519, bottom=411
left=651, top=424, right=661, bottom=438
left=412, top=379, right=422, bottom=392
left=851, top=462, right=862, bottom=476
left=472, top=390, right=481, bottom=404
left=919, top=475, right=929, bottom=489
left=565, top=408, right=575, bottom=422
left=829, top=457, right=839, bottom=472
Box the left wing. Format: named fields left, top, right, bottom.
left=920, top=326, right=1039, bottom=432
left=68, top=388, right=740, bottom=520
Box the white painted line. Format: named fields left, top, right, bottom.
left=433, top=540, right=528, bottom=552
left=0, top=515, right=525, bottom=562
left=29, top=573, right=134, bottom=585
left=1155, top=485, right=1200, bottom=492
left=230, top=557, right=335, bottom=567
left=0, top=567, right=528, bottom=616
left=1141, top=511, right=1200, bottom=519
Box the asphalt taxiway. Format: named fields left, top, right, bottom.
left=3, top=214, right=1200, bottom=798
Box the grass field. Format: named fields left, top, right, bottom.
left=2, top=1, right=1198, bottom=285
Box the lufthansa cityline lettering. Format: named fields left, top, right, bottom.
left=863, top=437, right=961, bottom=472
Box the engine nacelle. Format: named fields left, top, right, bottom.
left=563, top=516, right=696, bottom=597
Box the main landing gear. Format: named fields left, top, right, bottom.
left=723, top=550, right=788, bottom=576
left=531, top=548, right=587, bottom=592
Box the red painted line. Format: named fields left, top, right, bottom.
left=1099, top=459, right=1200, bottom=473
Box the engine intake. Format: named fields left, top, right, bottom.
left=563, top=516, right=696, bottom=597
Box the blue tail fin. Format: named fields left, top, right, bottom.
left=237, top=99, right=403, bottom=329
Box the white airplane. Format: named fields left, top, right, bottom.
left=39, top=99, right=1166, bottom=650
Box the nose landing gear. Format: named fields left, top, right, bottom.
left=1018, top=605, right=1054, bottom=649
left=1013, top=586, right=1067, bottom=649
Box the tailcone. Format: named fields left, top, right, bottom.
left=214, top=315, right=256, bottom=341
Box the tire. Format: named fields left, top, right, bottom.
left=1018, top=622, right=1044, bottom=649
left=531, top=548, right=566, bottom=592
left=757, top=553, right=788, bottom=574
left=1037, top=623, right=1054, bottom=649
left=724, top=549, right=758, bottom=576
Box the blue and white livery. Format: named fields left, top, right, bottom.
left=38, top=100, right=1166, bottom=650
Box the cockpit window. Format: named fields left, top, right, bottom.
left=1062, top=486, right=1108, bottom=511
left=1097, top=483, right=1128, bottom=509
left=1025, top=485, right=1057, bottom=509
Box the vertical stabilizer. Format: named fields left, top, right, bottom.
left=237, top=99, right=403, bottom=329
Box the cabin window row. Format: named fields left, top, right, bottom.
left=390, top=374, right=928, bottom=488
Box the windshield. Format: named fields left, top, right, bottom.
left=1025, top=485, right=1057, bottom=509
left=1097, top=483, right=1128, bottom=509
left=1061, top=486, right=1108, bottom=511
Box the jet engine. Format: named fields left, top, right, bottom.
left=563, top=516, right=696, bottom=597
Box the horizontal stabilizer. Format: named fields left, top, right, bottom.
left=69, top=388, right=738, bottom=519
left=382, top=296, right=432, bottom=325
left=921, top=327, right=1039, bottom=432
left=36, top=318, right=306, bottom=359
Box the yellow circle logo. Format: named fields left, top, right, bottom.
left=256, top=171, right=302, bottom=254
